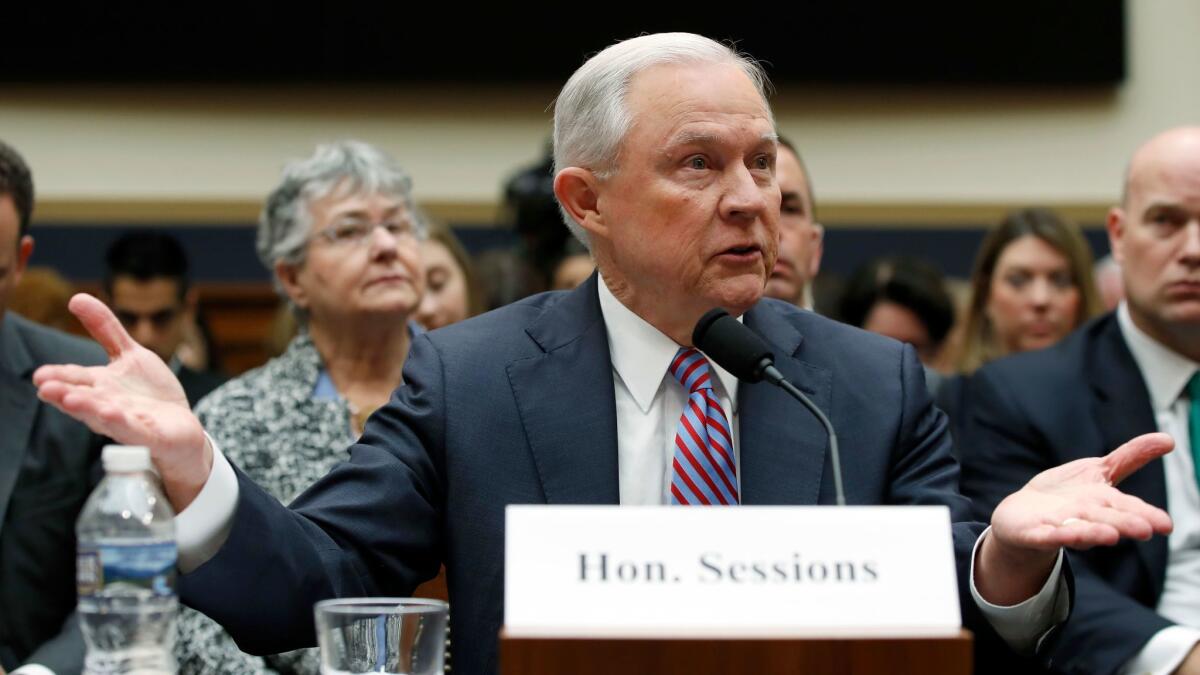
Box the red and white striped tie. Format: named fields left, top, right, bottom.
left=668, top=348, right=739, bottom=505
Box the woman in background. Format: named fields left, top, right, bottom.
left=939, top=207, right=1102, bottom=450
left=177, top=140, right=427, bottom=674
left=550, top=238, right=595, bottom=291
left=417, top=224, right=481, bottom=330
left=950, top=207, right=1102, bottom=374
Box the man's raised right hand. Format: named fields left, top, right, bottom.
left=33, top=293, right=212, bottom=510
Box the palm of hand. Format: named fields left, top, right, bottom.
left=991, top=434, right=1174, bottom=552
left=85, top=344, right=201, bottom=455
left=33, top=294, right=206, bottom=461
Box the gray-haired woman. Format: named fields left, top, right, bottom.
left=176, top=140, right=427, bottom=674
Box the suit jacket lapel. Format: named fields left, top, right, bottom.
left=1089, top=316, right=1167, bottom=589
left=739, top=304, right=833, bottom=505
left=0, top=317, right=38, bottom=533
left=507, top=274, right=620, bottom=505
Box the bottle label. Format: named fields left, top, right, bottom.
left=77, top=542, right=177, bottom=598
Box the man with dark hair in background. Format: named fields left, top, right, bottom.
left=103, top=231, right=225, bottom=406
left=0, top=140, right=106, bottom=675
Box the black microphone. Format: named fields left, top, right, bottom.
left=692, top=308, right=846, bottom=506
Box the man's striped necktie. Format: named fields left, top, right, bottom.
left=669, top=347, right=739, bottom=505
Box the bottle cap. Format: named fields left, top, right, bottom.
left=101, top=445, right=153, bottom=473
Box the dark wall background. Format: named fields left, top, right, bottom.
left=8, top=3, right=1124, bottom=86
left=28, top=222, right=1112, bottom=285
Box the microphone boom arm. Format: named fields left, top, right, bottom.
left=763, top=364, right=846, bottom=507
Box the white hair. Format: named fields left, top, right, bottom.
left=257, top=140, right=424, bottom=315
left=258, top=140, right=422, bottom=270
left=552, top=33, right=774, bottom=248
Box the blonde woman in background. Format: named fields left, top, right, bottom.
left=951, top=207, right=1102, bottom=373
left=938, top=207, right=1102, bottom=450
left=416, top=224, right=481, bottom=330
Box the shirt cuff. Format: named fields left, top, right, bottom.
left=1119, top=626, right=1200, bottom=675
left=969, top=526, right=1069, bottom=654
left=175, top=435, right=239, bottom=573
left=12, top=665, right=56, bottom=675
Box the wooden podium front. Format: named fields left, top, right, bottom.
left=500, top=630, right=973, bottom=675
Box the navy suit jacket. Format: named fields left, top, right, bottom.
left=961, top=312, right=1168, bottom=675
left=181, top=274, right=1038, bottom=675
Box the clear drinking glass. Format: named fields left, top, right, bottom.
left=314, top=598, right=448, bottom=675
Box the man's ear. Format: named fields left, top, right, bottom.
left=554, top=167, right=608, bottom=240
left=182, top=287, right=200, bottom=317
left=807, top=223, right=825, bottom=278
left=13, top=235, right=33, bottom=285
left=274, top=261, right=309, bottom=310
left=1106, top=207, right=1126, bottom=266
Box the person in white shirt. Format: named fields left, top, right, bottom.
left=960, top=125, right=1200, bottom=675
left=34, top=34, right=1175, bottom=675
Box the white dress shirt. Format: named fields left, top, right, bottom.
left=1117, top=304, right=1200, bottom=675
left=599, top=277, right=741, bottom=505
left=173, top=277, right=1065, bottom=653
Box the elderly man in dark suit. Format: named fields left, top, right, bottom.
left=35, top=34, right=1175, bottom=675
left=961, top=126, right=1200, bottom=675
left=0, top=141, right=106, bottom=675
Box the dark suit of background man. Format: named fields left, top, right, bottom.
left=961, top=126, right=1200, bottom=675
left=103, top=231, right=225, bottom=407
left=0, top=141, right=106, bottom=675
left=33, top=33, right=1176, bottom=675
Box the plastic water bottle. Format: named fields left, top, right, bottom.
left=76, top=445, right=178, bottom=674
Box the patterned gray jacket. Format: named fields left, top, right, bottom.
left=177, top=332, right=357, bottom=674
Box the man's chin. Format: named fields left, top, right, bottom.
left=706, top=281, right=766, bottom=316
left=1162, top=300, right=1200, bottom=326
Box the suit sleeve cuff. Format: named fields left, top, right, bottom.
left=1119, top=626, right=1200, bottom=675
left=175, top=434, right=239, bottom=573
left=13, top=665, right=56, bottom=675
left=969, top=526, right=1069, bottom=653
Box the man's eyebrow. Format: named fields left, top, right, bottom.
left=664, top=131, right=780, bottom=153
left=671, top=131, right=719, bottom=146
left=1142, top=201, right=1185, bottom=213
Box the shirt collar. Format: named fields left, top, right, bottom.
left=1117, top=302, right=1200, bottom=411
left=596, top=274, right=740, bottom=414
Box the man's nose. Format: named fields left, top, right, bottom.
left=721, top=165, right=769, bottom=224
left=131, top=319, right=158, bottom=344
left=1180, top=220, right=1200, bottom=266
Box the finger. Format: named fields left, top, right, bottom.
left=69, top=293, right=136, bottom=359
left=1055, top=520, right=1121, bottom=550
left=59, top=388, right=144, bottom=443
left=32, top=363, right=97, bottom=388
left=1019, top=520, right=1119, bottom=550
left=1103, top=432, right=1175, bottom=485
left=37, top=383, right=117, bottom=436
left=1105, top=490, right=1174, bottom=535
left=35, top=380, right=72, bottom=407
left=1073, top=504, right=1156, bottom=540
